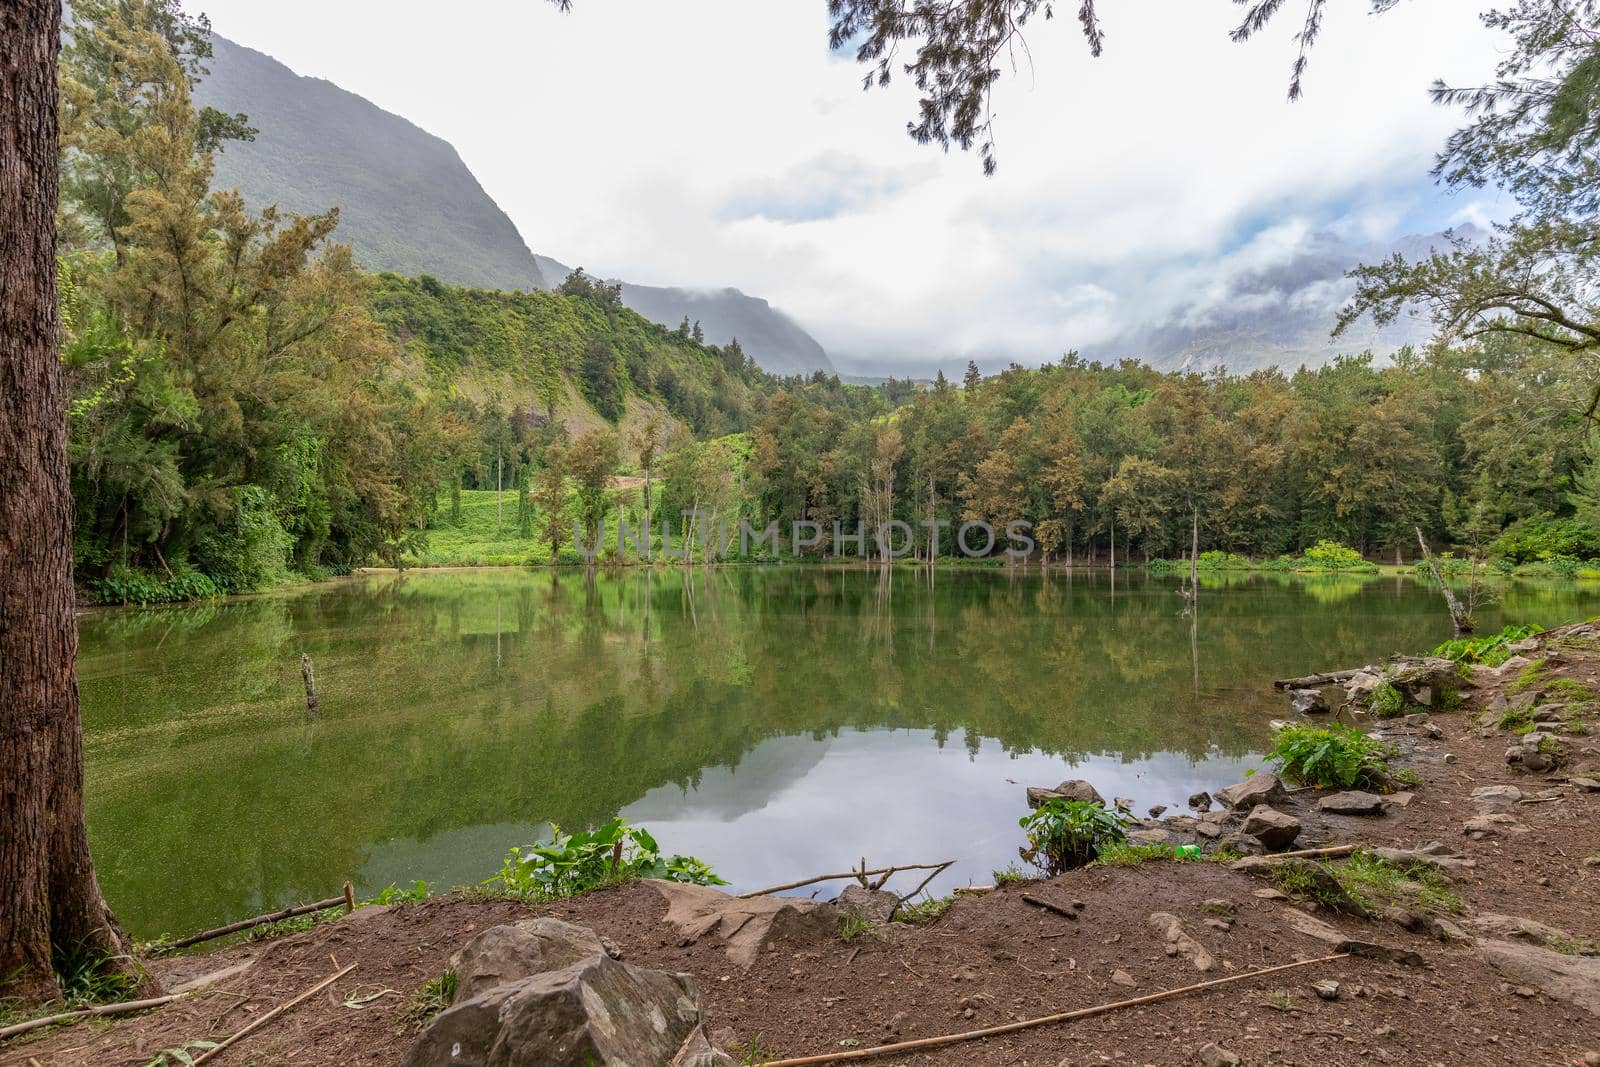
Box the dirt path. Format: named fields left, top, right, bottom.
left=8, top=626, right=1600, bottom=1066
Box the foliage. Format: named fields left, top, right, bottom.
left=1512, top=658, right=1548, bottom=691
left=406, top=969, right=457, bottom=1029
left=1434, top=623, right=1542, bottom=667
left=368, top=880, right=430, bottom=905
left=1018, top=799, right=1126, bottom=874
left=485, top=819, right=724, bottom=900
left=991, top=863, right=1032, bottom=886
left=1331, top=849, right=1464, bottom=915
left=145, top=1042, right=221, bottom=1067
left=1368, top=681, right=1405, bottom=718
left=1094, top=842, right=1184, bottom=867
left=1493, top=517, right=1600, bottom=564
left=1268, top=723, right=1395, bottom=790
left=897, top=894, right=954, bottom=925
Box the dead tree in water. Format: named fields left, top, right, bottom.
left=300, top=653, right=319, bottom=719
left=1415, top=527, right=1472, bottom=634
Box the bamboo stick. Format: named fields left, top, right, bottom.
left=191, top=962, right=358, bottom=1065
left=739, top=862, right=956, bottom=899
left=0, top=993, right=190, bottom=1041
left=755, top=953, right=1350, bottom=1066
left=161, top=894, right=350, bottom=952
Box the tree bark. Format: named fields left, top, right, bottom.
left=0, top=0, right=141, bottom=1005
left=1415, top=527, right=1472, bottom=635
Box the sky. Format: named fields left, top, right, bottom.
left=190, top=0, right=1509, bottom=370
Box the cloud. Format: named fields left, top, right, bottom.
left=193, top=0, right=1504, bottom=369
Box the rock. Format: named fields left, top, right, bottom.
left=405, top=922, right=725, bottom=1067
left=1162, top=814, right=1200, bottom=833
left=1188, top=791, right=1212, bottom=811
left=1147, top=804, right=1168, bottom=818
left=1215, top=772, right=1289, bottom=810
left=1111, top=969, right=1136, bottom=987
left=1345, top=671, right=1382, bottom=703
left=1444, top=752, right=1457, bottom=764
left=1027, top=779, right=1105, bottom=808
left=1127, top=828, right=1174, bottom=847
left=835, top=884, right=899, bottom=924
left=1291, top=687, right=1331, bottom=715
left=1217, top=832, right=1266, bottom=857
left=1236, top=858, right=1368, bottom=917
left=1386, top=656, right=1466, bottom=705
left=1196, top=1041, right=1242, bottom=1067
left=1470, top=784, right=1524, bottom=811
left=1478, top=938, right=1600, bottom=1015
left=1370, top=843, right=1476, bottom=873
left=1113, top=796, right=1134, bottom=813
left=1572, top=777, right=1600, bottom=792
left=1317, top=790, right=1386, bottom=816
left=1201, top=898, right=1236, bottom=916
left=450, top=918, right=617, bottom=1002
left=1312, top=979, right=1341, bottom=1000
left=1195, top=821, right=1224, bottom=840
left=1464, top=813, right=1528, bottom=836
left=1386, top=790, right=1415, bottom=808
left=1148, top=912, right=1215, bottom=971
left=1533, top=703, right=1567, bottom=724
left=1466, top=912, right=1585, bottom=950
left=649, top=880, right=838, bottom=968
left=1241, top=804, right=1301, bottom=851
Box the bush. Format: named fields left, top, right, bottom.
left=1268, top=723, right=1395, bottom=790
left=192, top=485, right=293, bottom=591
left=1018, top=799, right=1126, bottom=874
left=1493, top=517, right=1600, bottom=564
left=486, top=819, right=724, bottom=900
left=1369, top=682, right=1405, bottom=718
left=1434, top=623, right=1542, bottom=667
left=90, top=563, right=219, bottom=605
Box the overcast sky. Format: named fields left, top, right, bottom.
left=191, top=0, right=1506, bottom=369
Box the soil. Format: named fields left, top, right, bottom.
left=8, top=625, right=1600, bottom=1067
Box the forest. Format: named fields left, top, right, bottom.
left=61, top=0, right=1600, bottom=603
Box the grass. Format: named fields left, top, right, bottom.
left=406, top=968, right=457, bottom=1029
left=1498, top=704, right=1535, bottom=731
left=897, top=894, right=954, bottom=926
left=144, top=1040, right=221, bottom=1066
left=992, top=863, right=1033, bottom=886
left=1512, top=658, right=1548, bottom=691
left=838, top=911, right=874, bottom=942
left=728, top=1035, right=780, bottom=1065
left=1546, top=677, right=1600, bottom=703
left=1336, top=849, right=1464, bottom=914
left=1095, top=843, right=1185, bottom=867
left=1433, top=624, right=1542, bottom=667
left=1369, top=681, right=1406, bottom=718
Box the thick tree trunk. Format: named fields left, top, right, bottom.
left=0, top=0, right=141, bottom=1006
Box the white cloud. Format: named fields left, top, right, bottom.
left=193, top=0, right=1502, bottom=367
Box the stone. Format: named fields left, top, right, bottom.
left=1386, top=790, right=1415, bottom=808
left=1236, top=858, right=1369, bottom=917
left=1111, top=969, right=1136, bottom=987
left=1162, top=814, right=1200, bottom=833
left=649, top=880, right=838, bottom=968
left=1467, top=912, right=1585, bottom=950
left=1194, top=821, right=1224, bottom=840
left=1127, top=828, right=1174, bottom=847
left=1312, top=979, right=1341, bottom=1000
left=1370, top=843, right=1476, bottom=873
left=1187, top=791, right=1212, bottom=811
left=1148, top=912, right=1215, bottom=971
left=1241, top=804, right=1301, bottom=851
left=1533, top=703, right=1567, bottom=724
left=836, top=884, right=899, bottom=924
left=1291, top=687, right=1331, bottom=715
left=405, top=923, right=727, bottom=1067
left=1217, top=832, right=1266, bottom=857
left=1317, top=790, right=1386, bottom=816
left=1215, top=772, right=1290, bottom=810
left=1147, top=804, right=1168, bottom=818
left=1196, top=1041, right=1242, bottom=1067
left=1572, top=777, right=1600, bottom=792
left=1471, top=784, right=1524, bottom=810
left=1463, top=813, right=1528, bottom=836
left=1113, top=796, right=1135, bottom=813
left=1027, top=779, right=1105, bottom=808
left=1478, top=938, right=1600, bottom=1015
left=450, top=918, right=617, bottom=1002
left=1345, top=671, right=1382, bottom=703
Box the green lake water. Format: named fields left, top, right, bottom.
left=77, top=567, right=1599, bottom=939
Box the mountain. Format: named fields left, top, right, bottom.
left=197, top=36, right=547, bottom=292
left=194, top=35, right=834, bottom=375
left=533, top=256, right=833, bottom=377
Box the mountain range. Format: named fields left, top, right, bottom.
left=195, top=35, right=835, bottom=375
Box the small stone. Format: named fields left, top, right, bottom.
left=1204, top=918, right=1232, bottom=931
left=1571, top=777, right=1600, bottom=792
left=1424, top=722, right=1444, bottom=739
left=1374, top=1025, right=1396, bottom=1038
left=1111, top=969, right=1136, bottom=987
left=1201, top=898, right=1236, bottom=916
left=1241, top=804, right=1301, bottom=850
left=1471, top=784, right=1524, bottom=809
left=1318, top=790, right=1386, bottom=816
left=1312, top=979, right=1341, bottom=1001
left=1215, top=772, right=1290, bottom=810
left=1188, top=791, right=1212, bottom=811
left=1114, top=796, right=1135, bottom=813
left=1387, top=791, right=1415, bottom=808
left=1253, top=887, right=1288, bottom=899
left=1582, top=1052, right=1600, bottom=1067
left=1444, top=753, right=1457, bottom=764
left=1291, top=687, right=1331, bottom=715
left=1147, top=804, right=1169, bottom=818
left=1513, top=985, right=1537, bottom=998
left=1196, top=1042, right=1242, bottom=1067
left=1026, top=778, right=1105, bottom=808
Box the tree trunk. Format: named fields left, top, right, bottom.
left=1189, top=504, right=1199, bottom=598
left=1415, top=527, right=1472, bottom=635
left=0, top=0, right=142, bottom=1006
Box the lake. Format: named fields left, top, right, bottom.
left=78, top=566, right=1598, bottom=939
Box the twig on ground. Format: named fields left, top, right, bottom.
left=191, top=962, right=358, bottom=1065
left=740, top=862, right=956, bottom=899
left=1020, top=895, right=1077, bottom=920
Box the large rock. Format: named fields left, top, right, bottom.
left=404, top=920, right=729, bottom=1067
left=1026, top=779, right=1105, bottom=807
left=1241, top=805, right=1301, bottom=850
left=648, top=880, right=837, bottom=968
left=835, top=884, right=899, bottom=924
left=1317, top=790, right=1385, bottom=816
left=1215, top=772, right=1289, bottom=810
left=1478, top=938, right=1600, bottom=1015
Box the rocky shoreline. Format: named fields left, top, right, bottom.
left=8, top=623, right=1600, bottom=1066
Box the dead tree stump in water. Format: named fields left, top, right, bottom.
left=301, top=653, right=319, bottom=719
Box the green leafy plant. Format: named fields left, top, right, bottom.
left=1433, top=623, right=1541, bottom=667
left=1369, top=681, right=1405, bottom=718
left=145, top=1041, right=220, bottom=1067
left=369, top=880, right=431, bottom=905
left=897, top=894, right=954, bottom=926
left=1330, top=849, right=1464, bottom=914
left=1268, top=723, right=1395, bottom=790
left=406, top=968, right=457, bottom=1029
left=1018, top=799, right=1126, bottom=874
left=486, top=819, right=724, bottom=900
left=992, top=863, right=1032, bottom=886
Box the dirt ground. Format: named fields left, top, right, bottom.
left=8, top=625, right=1600, bottom=1067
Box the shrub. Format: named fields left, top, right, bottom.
left=90, top=563, right=220, bottom=605
left=1369, top=681, right=1405, bottom=718
left=1268, top=723, right=1395, bottom=790
left=1301, top=539, right=1365, bottom=568
left=1493, top=517, right=1600, bottom=564
left=1433, top=623, right=1541, bottom=667
left=486, top=819, right=724, bottom=900
left=1018, top=799, right=1126, bottom=874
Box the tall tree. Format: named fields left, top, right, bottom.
left=1, top=0, right=142, bottom=1005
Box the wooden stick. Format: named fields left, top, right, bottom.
left=891, top=861, right=955, bottom=916
left=343, top=881, right=356, bottom=913
left=0, top=993, right=190, bottom=1041
left=755, top=953, right=1350, bottom=1066
left=1273, top=669, right=1362, bottom=690
left=300, top=653, right=319, bottom=719
left=1262, top=844, right=1359, bottom=861
left=739, top=862, right=956, bottom=899
left=191, top=963, right=357, bottom=1065
left=1020, top=894, right=1077, bottom=920
left=161, top=895, right=350, bottom=951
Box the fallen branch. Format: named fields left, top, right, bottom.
left=890, top=861, right=955, bottom=918
left=0, top=993, right=190, bottom=1041
left=1416, top=526, right=1472, bottom=635
left=191, top=962, right=358, bottom=1065
left=1272, top=669, right=1362, bottom=690
left=1259, top=844, right=1359, bottom=861
left=755, top=953, right=1350, bottom=1066
left=159, top=893, right=354, bottom=952
left=739, top=862, right=956, bottom=899
left=1020, top=894, right=1077, bottom=920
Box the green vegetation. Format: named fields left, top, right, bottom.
left=728, top=1035, right=780, bottom=1066
left=1095, top=842, right=1185, bottom=867
left=1328, top=850, right=1464, bottom=914
left=992, top=863, right=1033, bottom=886
left=1018, top=799, right=1127, bottom=874
left=369, top=880, right=431, bottom=905
left=145, top=1041, right=221, bottom=1067
left=1369, top=681, right=1406, bottom=718
left=407, top=969, right=457, bottom=1029
left=1512, top=658, right=1549, bottom=691
left=838, top=911, right=875, bottom=942
left=1268, top=723, right=1395, bottom=790
left=1434, top=624, right=1542, bottom=667
left=897, top=894, right=955, bottom=925
left=484, top=819, right=723, bottom=901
